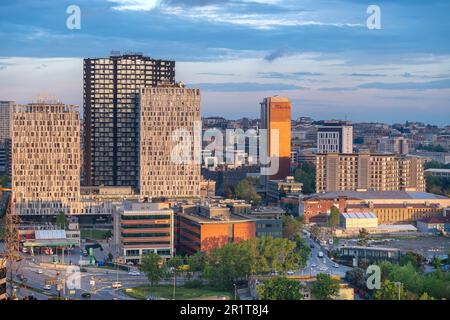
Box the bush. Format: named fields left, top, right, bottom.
left=184, top=279, right=203, bottom=289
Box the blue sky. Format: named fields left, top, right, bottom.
left=0, top=0, right=449, bottom=124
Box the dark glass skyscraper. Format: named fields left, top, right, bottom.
left=83, top=53, right=175, bottom=189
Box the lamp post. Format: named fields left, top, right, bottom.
left=394, top=282, right=402, bottom=300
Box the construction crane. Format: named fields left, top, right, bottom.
left=0, top=187, right=21, bottom=300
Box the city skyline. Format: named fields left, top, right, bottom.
left=0, top=0, right=449, bottom=125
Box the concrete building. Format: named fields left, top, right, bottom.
left=12, top=101, right=81, bottom=216
left=340, top=212, right=378, bottom=230
left=139, top=84, right=201, bottom=199
left=177, top=205, right=256, bottom=255
left=316, top=152, right=425, bottom=193
left=376, top=137, right=410, bottom=155
left=267, top=176, right=303, bottom=202
left=301, top=191, right=450, bottom=224
left=0, top=101, right=14, bottom=176
left=200, top=179, right=216, bottom=198
left=113, top=201, right=174, bottom=264
left=339, top=246, right=400, bottom=264
left=83, top=53, right=175, bottom=189
left=317, top=122, right=353, bottom=154
left=416, top=215, right=450, bottom=235
left=425, top=168, right=450, bottom=178
left=260, top=97, right=291, bottom=181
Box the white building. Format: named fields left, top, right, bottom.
left=317, top=124, right=353, bottom=154
left=341, top=212, right=378, bottom=230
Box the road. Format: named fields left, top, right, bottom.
left=293, top=236, right=351, bottom=278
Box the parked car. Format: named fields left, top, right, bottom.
left=311, top=263, right=317, bottom=268
left=80, top=267, right=88, bottom=273
left=36, top=269, right=43, bottom=274
left=43, top=284, right=52, bottom=290
left=128, top=270, right=141, bottom=276
left=81, top=292, right=91, bottom=299
left=287, top=270, right=295, bottom=275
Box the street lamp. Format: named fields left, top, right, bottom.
left=233, top=283, right=237, bottom=300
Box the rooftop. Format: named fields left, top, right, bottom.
left=305, top=191, right=448, bottom=201
left=178, top=212, right=254, bottom=224
left=342, top=212, right=377, bottom=219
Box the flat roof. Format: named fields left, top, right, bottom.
left=178, top=213, right=254, bottom=224
left=305, top=191, right=448, bottom=201
left=342, top=212, right=377, bottom=219
left=425, top=168, right=450, bottom=173
left=339, top=246, right=400, bottom=252
left=35, top=230, right=66, bottom=240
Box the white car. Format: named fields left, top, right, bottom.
left=36, top=269, right=43, bottom=274
left=128, top=271, right=141, bottom=276
left=270, top=271, right=279, bottom=276
left=287, top=270, right=295, bottom=275
left=319, top=266, right=328, bottom=272
left=112, top=281, right=122, bottom=289
left=43, top=284, right=52, bottom=290
left=333, top=263, right=339, bottom=268
left=311, top=263, right=317, bottom=268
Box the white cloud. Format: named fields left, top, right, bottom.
left=108, top=0, right=161, bottom=11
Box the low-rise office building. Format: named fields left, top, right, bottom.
left=113, top=201, right=174, bottom=264
left=339, top=246, right=401, bottom=264
left=416, top=215, right=450, bottom=234
left=301, top=191, right=450, bottom=224
left=267, top=176, right=302, bottom=202
left=340, top=212, right=378, bottom=230
left=177, top=205, right=256, bottom=255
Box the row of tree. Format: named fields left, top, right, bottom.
left=140, top=235, right=312, bottom=290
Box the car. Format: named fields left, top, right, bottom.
left=80, top=267, right=88, bottom=273
left=270, top=271, right=279, bottom=276
left=319, top=266, right=328, bottom=271
left=287, top=270, right=295, bottom=275
left=36, top=269, right=43, bottom=274
left=112, top=281, right=122, bottom=289
left=81, top=292, right=91, bottom=299
left=43, top=284, right=52, bottom=290
left=333, top=263, right=339, bottom=268
left=128, top=271, right=141, bottom=276
left=311, top=263, right=317, bottom=268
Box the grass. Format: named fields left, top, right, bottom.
left=80, top=229, right=111, bottom=240
left=123, top=285, right=233, bottom=300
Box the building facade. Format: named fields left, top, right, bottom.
left=177, top=207, right=256, bottom=255
left=83, top=53, right=175, bottom=189
left=113, top=201, right=174, bottom=264
left=139, top=84, right=201, bottom=199
left=0, top=258, right=5, bottom=300
left=376, top=137, right=410, bottom=155
left=317, top=123, right=353, bottom=154
left=260, top=97, right=291, bottom=181
left=0, top=101, right=14, bottom=176
left=316, top=152, right=425, bottom=193
left=12, top=102, right=81, bottom=215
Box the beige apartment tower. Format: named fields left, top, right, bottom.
left=139, top=84, right=201, bottom=199
left=316, top=152, right=425, bottom=193
left=12, top=101, right=81, bottom=215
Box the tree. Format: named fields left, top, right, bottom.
left=374, top=280, right=405, bottom=300
left=256, top=277, right=305, bottom=300
left=55, top=211, right=69, bottom=230
left=432, top=257, right=442, bottom=270
left=399, top=252, right=426, bottom=270
left=310, top=225, right=320, bottom=240
left=281, top=215, right=303, bottom=240
left=235, top=177, right=261, bottom=204
left=140, top=253, right=165, bottom=286
left=345, top=268, right=366, bottom=290
left=311, top=273, right=340, bottom=300
left=294, top=163, right=316, bottom=194
left=357, top=228, right=369, bottom=246
left=327, top=206, right=340, bottom=229
left=418, top=292, right=435, bottom=300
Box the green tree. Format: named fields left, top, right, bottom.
left=55, top=211, right=69, bottom=230
left=256, top=277, right=305, bottom=300
left=418, top=292, right=435, bottom=300
left=357, top=228, right=369, bottom=246
left=345, top=268, right=366, bottom=290
left=374, top=280, right=405, bottom=300
left=281, top=215, right=303, bottom=240
left=311, top=273, right=340, bottom=300
left=235, top=177, right=261, bottom=204
left=294, top=163, right=316, bottom=194
left=327, top=206, right=340, bottom=229
left=140, top=253, right=165, bottom=287
left=432, top=257, right=442, bottom=270
left=310, top=225, right=320, bottom=240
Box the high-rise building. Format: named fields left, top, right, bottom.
left=139, top=84, right=201, bottom=199
left=83, top=53, right=175, bottom=189
left=0, top=258, right=6, bottom=301
left=0, top=101, right=14, bottom=176
left=316, top=152, right=425, bottom=193
left=12, top=101, right=81, bottom=215
left=260, top=97, right=291, bottom=180
left=317, top=122, right=353, bottom=154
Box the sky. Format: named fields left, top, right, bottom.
left=0, top=0, right=449, bottom=125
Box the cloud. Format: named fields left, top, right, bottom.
left=264, top=48, right=288, bottom=62
left=345, top=73, right=386, bottom=77
left=358, top=79, right=450, bottom=90
left=258, top=71, right=324, bottom=79
left=188, top=82, right=305, bottom=91
left=318, top=87, right=358, bottom=92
